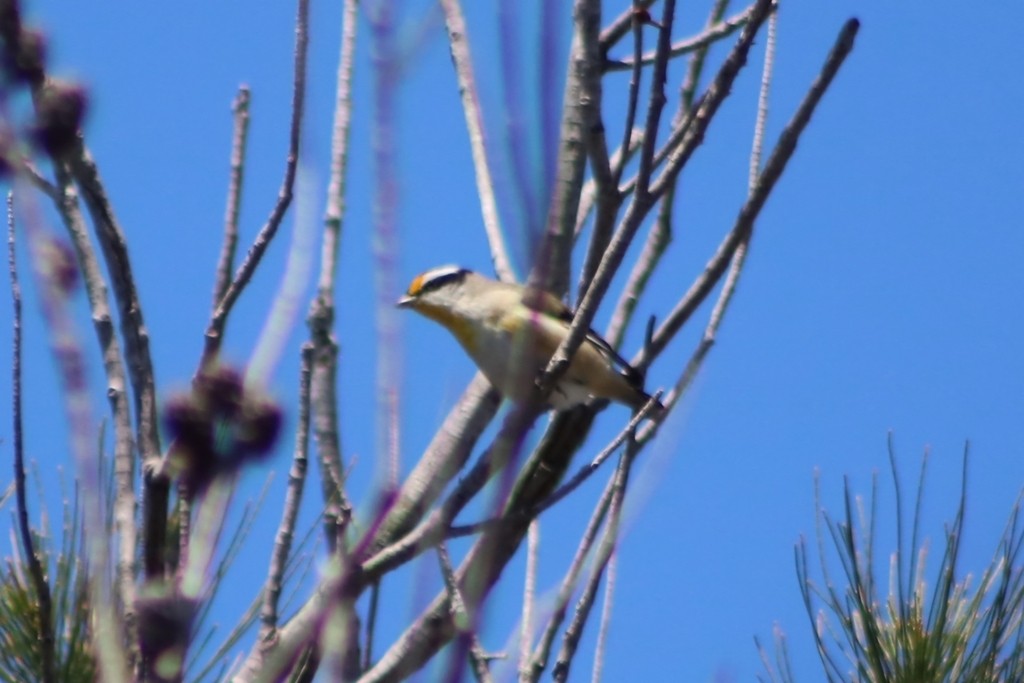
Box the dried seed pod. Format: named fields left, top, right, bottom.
left=234, top=395, right=283, bottom=458
left=31, top=79, right=87, bottom=159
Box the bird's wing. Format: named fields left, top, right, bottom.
left=523, top=289, right=643, bottom=388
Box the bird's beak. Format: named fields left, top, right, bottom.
left=396, top=295, right=414, bottom=308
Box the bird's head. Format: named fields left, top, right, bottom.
left=397, top=265, right=479, bottom=344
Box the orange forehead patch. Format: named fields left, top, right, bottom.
left=406, top=273, right=427, bottom=297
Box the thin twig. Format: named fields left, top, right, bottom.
left=591, top=550, right=617, bottom=683
left=605, top=0, right=732, bottom=348
left=212, top=86, right=251, bottom=309
left=750, top=7, right=777, bottom=191
left=50, top=162, right=138, bottom=657
left=8, top=192, right=56, bottom=683
left=529, top=0, right=603, bottom=296
left=361, top=404, right=540, bottom=582
left=613, top=11, right=645, bottom=191
left=439, top=0, right=514, bottom=283
left=598, top=0, right=767, bottom=207
left=369, top=373, right=499, bottom=554
left=22, top=161, right=59, bottom=200
left=202, top=0, right=310, bottom=365
left=553, top=442, right=636, bottom=682
left=576, top=8, right=645, bottom=305
left=636, top=16, right=860, bottom=370
left=680, top=0, right=732, bottom=115
left=604, top=204, right=669, bottom=350
left=638, top=9, right=780, bottom=441
left=259, top=345, right=313, bottom=639
left=18, top=183, right=129, bottom=681
left=67, top=143, right=166, bottom=579
left=527, top=477, right=616, bottom=681
left=307, top=0, right=358, bottom=554
left=362, top=580, right=381, bottom=673
left=518, top=520, right=540, bottom=682
left=437, top=543, right=495, bottom=683
left=634, top=0, right=678, bottom=199
left=641, top=9, right=782, bottom=432
left=538, top=3, right=560, bottom=208
left=447, top=393, right=661, bottom=539
left=589, top=0, right=675, bottom=331
left=604, top=3, right=757, bottom=72
left=598, top=0, right=658, bottom=53
left=540, top=0, right=678, bottom=394
left=575, top=110, right=618, bottom=307
left=648, top=0, right=774, bottom=199
left=574, top=129, right=642, bottom=242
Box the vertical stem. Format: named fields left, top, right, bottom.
left=8, top=192, right=56, bottom=683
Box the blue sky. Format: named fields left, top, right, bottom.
left=2, top=1, right=1023, bottom=681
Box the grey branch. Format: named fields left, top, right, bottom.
left=440, top=0, right=514, bottom=283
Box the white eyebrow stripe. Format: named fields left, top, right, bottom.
left=422, top=264, right=465, bottom=280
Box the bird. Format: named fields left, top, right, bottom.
left=397, top=265, right=662, bottom=414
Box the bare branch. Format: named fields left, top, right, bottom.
left=309, top=335, right=347, bottom=552
left=437, top=543, right=495, bottom=683
left=439, top=0, right=514, bottom=283
left=203, top=0, right=310, bottom=365
left=362, top=581, right=381, bottom=673
left=320, top=584, right=361, bottom=682
left=8, top=192, right=56, bottom=683
left=363, top=411, right=600, bottom=681
left=66, top=143, right=167, bottom=580
left=237, top=552, right=349, bottom=682
left=574, top=128, right=642, bottom=242
left=447, top=392, right=662, bottom=539
left=361, top=403, right=540, bottom=582
left=51, top=162, right=138, bottom=656
left=18, top=184, right=129, bottom=681
left=648, top=0, right=774, bottom=199
left=598, top=0, right=657, bottom=53
left=639, top=10, right=781, bottom=428
left=604, top=203, right=669, bottom=349
left=633, top=0, right=678, bottom=199
left=749, top=7, right=777, bottom=190
left=590, top=551, right=617, bottom=683
left=307, top=0, right=359, bottom=549
left=259, top=345, right=313, bottom=640
left=369, top=374, right=499, bottom=553
left=638, top=11, right=781, bottom=441
left=318, top=0, right=358, bottom=309
left=576, top=10, right=646, bottom=304
left=541, top=0, right=680, bottom=394
left=527, top=477, right=615, bottom=681
left=363, top=402, right=641, bottom=677
left=636, top=16, right=861, bottom=369
left=604, top=3, right=757, bottom=73
left=518, top=521, right=540, bottom=683
left=212, top=86, right=251, bottom=309
left=529, top=0, right=603, bottom=296
left=684, top=0, right=731, bottom=114
left=553, top=443, right=635, bottom=682
left=606, top=0, right=735, bottom=349
left=22, top=161, right=59, bottom=200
